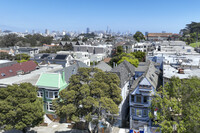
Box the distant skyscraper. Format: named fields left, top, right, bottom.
left=0, top=29, right=2, bottom=33
left=62, top=30, right=66, bottom=36
left=32, top=30, right=35, bottom=34
left=106, top=26, right=109, bottom=34
left=145, top=32, right=148, bottom=36
left=45, top=29, right=49, bottom=35
left=162, top=31, right=166, bottom=33
left=86, top=27, right=90, bottom=34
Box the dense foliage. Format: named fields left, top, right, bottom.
left=150, top=77, right=200, bottom=133
left=0, top=83, right=44, bottom=132
left=0, top=52, right=30, bottom=63
left=133, top=31, right=145, bottom=42
left=40, top=44, right=73, bottom=53
left=0, top=34, right=53, bottom=47
left=53, top=68, right=122, bottom=124
left=131, top=51, right=146, bottom=62
left=180, top=22, right=200, bottom=45
left=116, top=46, right=123, bottom=55
left=109, top=51, right=145, bottom=67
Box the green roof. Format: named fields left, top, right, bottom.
left=36, top=73, right=67, bottom=89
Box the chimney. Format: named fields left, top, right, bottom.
left=178, top=68, right=184, bottom=74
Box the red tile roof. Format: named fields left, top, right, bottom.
left=148, top=33, right=172, bottom=37
left=0, top=61, right=37, bottom=79
left=103, top=58, right=111, bottom=63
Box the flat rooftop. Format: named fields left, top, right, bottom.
left=163, top=65, right=200, bottom=79
left=0, top=64, right=63, bottom=86
left=0, top=60, right=12, bottom=64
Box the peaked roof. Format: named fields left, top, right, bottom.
left=62, top=61, right=89, bottom=83
left=130, top=61, right=160, bottom=93
left=140, top=78, right=151, bottom=86
left=95, top=61, right=112, bottom=72
left=111, top=60, right=135, bottom=88
left=0, top=61, right=37, bottom=79
left=36, top=73, right=67, bottom=89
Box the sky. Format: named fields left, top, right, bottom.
left=0, top=0, right=200, bottom=33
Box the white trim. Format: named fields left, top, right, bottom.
left=45, top=90, right=59, bottom=99
left=46, top=102, right=55, bottom=112
left=58, top=73, right=60, bottom=88
left=35, top=72, right=43, bottom=86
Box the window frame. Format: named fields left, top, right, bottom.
left=136, top=109, right=142, bottom=117
left=47, top=102, right=54, bottom=112
left=143, top=96, right=148, bottom=104
left=143, top=109, right=148, bottom=117
left=131, top=95, right=134, bottom=102
left=37, top=91, right=44, bottom=98
left=136, top=95, right=142, bottom=103
left=45, top=90, right=59, bottom=99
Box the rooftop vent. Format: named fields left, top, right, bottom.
left=178, top=68, right=184, bottom=74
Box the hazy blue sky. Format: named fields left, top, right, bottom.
left=0, top=0, right=200, bottom=33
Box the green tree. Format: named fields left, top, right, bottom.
left=53, top=68, right=122, bottom=128
left=131, top=51, right=146, bottom=62
left=0, top=34, right=20, bottom=47
left=110, top=53, right=139, bottom=67
left=133, top=31, right=145, bottom=42
left=82, top=37, right=88, bottom=42
left=116, top=46, right=123, bottom=55
left=62, top=35, right=70, bottom=41
left=0, top=52, right=13, bottom=60
left=14, top=54, right=30, bottom=62
left=150, top=77, right=200, bottom=133
left=0, top=83, right=44, bottom=133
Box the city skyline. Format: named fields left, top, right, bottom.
left=1, top=0, right=200, bottom=33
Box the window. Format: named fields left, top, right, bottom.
left=49, top=92, right=53, bottom=98
left=131, top=95, right=134, bottom=102
left=143, top=96, right=148, bottom=104
left=47, top=102, right=54, bottom=112
left=1, top=73, right=5, bottom=76
left=37, top=91, right=43, bottom=97
left=54, top=92, right=58, bottom=98
left=41, top=91, right=43, bottom=97
left=143, top=109, right=148, bottom=117
left=136, top=95, right=142, bottom=103
left=132, top=108, right=135, bottom=116
left=49, top=103, right=53, bottom=111
left=9, top=70, right=13, bottom=72
left=46, top=91, right=59, bottom=99
left=37, top=91, right=40, bottom=97
left=136, top=109, right=142, bottom=117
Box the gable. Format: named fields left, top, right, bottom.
left=139, top=78, right=151, bottom=86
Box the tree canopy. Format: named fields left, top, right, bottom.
left=40, top=44, right=73, bottom=53
left=0, top=83, right=44, bottom=132
left=109, top=53, right=139, bottom=67
left=53, top=68, right=122, bottom=124
left=150, top=77, right=200, bottom=133
left=180, top=22, right=200, bottom=45
left=116, top=46, right=123, bottom=55
left=0, top=33, right=53, bottom=47
left=61, top=35, right=70, bottom=41
left=133, top=31, right=145, bottom=42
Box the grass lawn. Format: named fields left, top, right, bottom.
left=189, top=42, right=200, bottom=48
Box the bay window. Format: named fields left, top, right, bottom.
left=136, top=109, right=142, bottom=117
left=45, top=90, right=59, bottom=99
